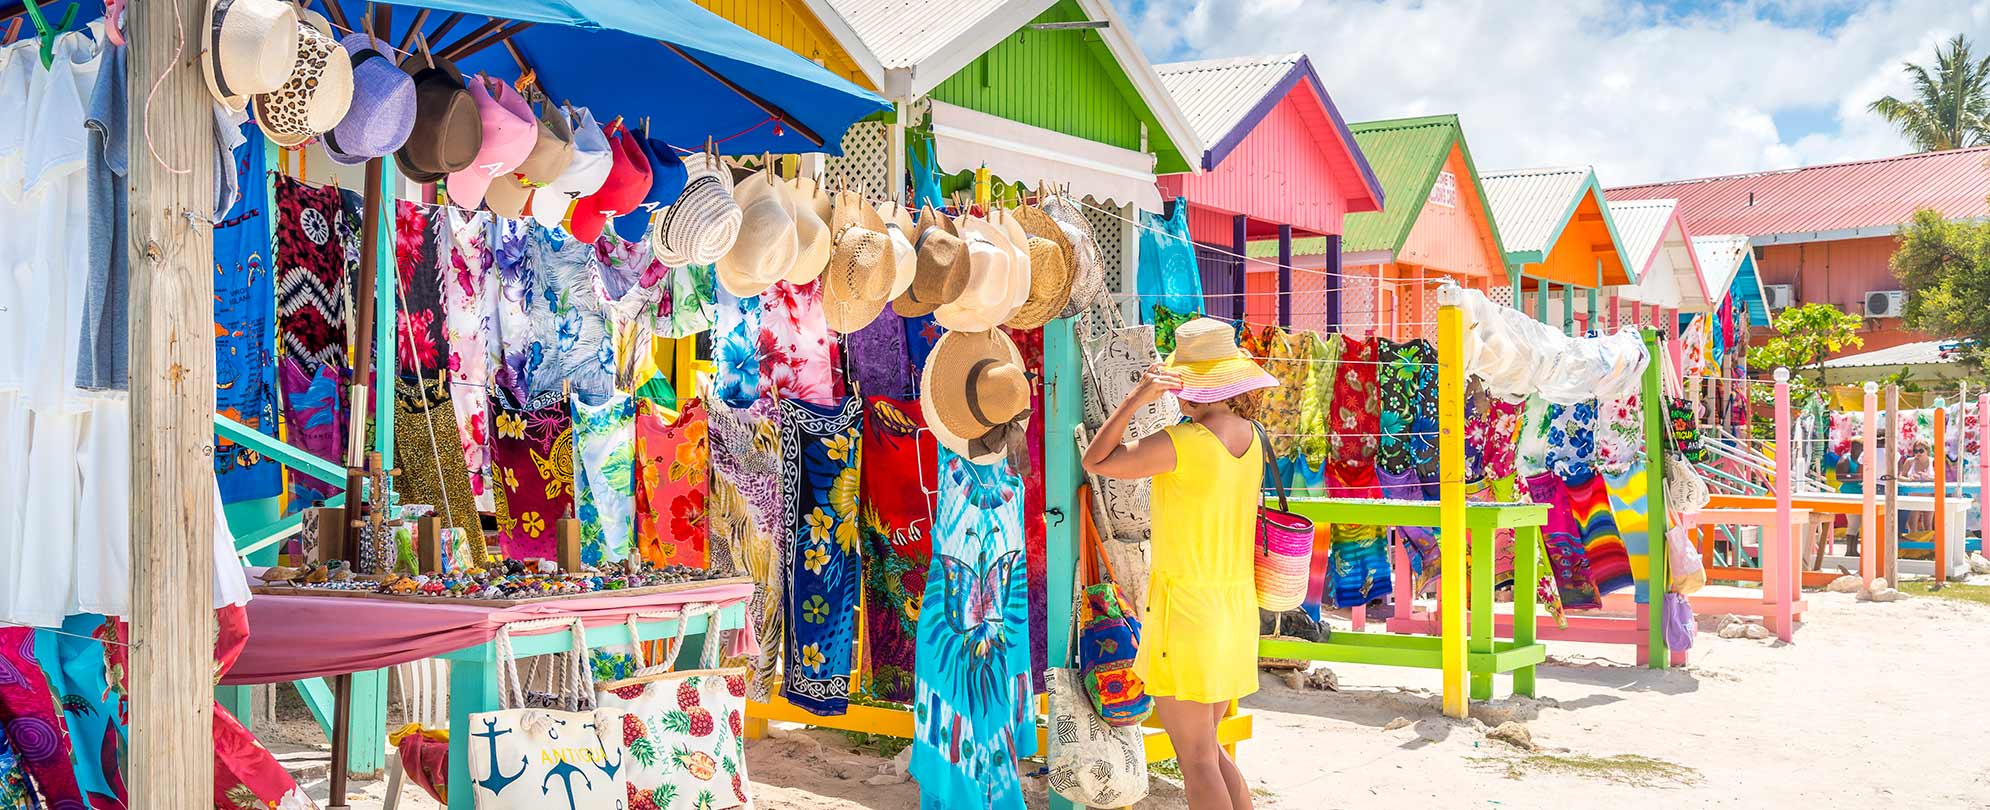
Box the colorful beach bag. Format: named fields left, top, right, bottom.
left=1254, top=423, right=1314, bottom=611
left=468, top=618, right=630, bottom=810
left=1077, top=485, right=1152, bottom=727
left=594, top=605, right=752, bottom=810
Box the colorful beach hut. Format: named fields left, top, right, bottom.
left=1602, top=198, right=1712, bottom=331
left=1482, top=166, right=1636, bottom=335
left=1152, top=53, right=1384, bottom=325
left=1243, top=114, right=1506, bottom=337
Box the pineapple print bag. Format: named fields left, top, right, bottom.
left=468, top=617, right=632, bottom=810
left=596, top=604, right=754, bottom=810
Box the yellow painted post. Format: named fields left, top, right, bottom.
left=1436, top=288, right=1468, bottom=719
left=974, top=165, right=991, bottom=209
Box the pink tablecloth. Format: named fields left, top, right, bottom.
left=224, top=582, right=757, bottom=685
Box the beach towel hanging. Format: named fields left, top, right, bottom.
left=1135, top=200, right=1201, bottom=321
left=858, top=396, right=938, bottom=703
left=595, top=607, right=752, bottom=810
left=490, top=396, right=575, bottom=562
left=910, top=447, right=1035, bottom=810
left=636, top=398, right=710, bottom=569
left=574, top=392, right=639, bottom=566
left=779, top=396, right=865, bottom=716
left=706, top=396, right=785, bottom=700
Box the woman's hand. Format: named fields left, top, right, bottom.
left=1129, top=363, right=1182, bottom=406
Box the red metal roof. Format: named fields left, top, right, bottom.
left=1606, top=147, right=1990, bottom=240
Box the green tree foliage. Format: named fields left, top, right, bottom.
left=1746, top=303, right=1866, bottom=391
left=1868, top=34, right=1990, bottom=151
left=1892, top=207, right=1990, bottom=372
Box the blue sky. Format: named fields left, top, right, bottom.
left=1123, top=0, right=1990, bottom=185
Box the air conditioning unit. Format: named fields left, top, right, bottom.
left=1764, top=284, right=1795, bottom=310
left=1865, top=290, right=1906, bottom=319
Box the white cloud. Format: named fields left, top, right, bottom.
left=1128, top=0, right=1990, bottom=184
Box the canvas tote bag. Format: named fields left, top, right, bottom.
left=594, top=605, right=752, bottom=810
left=1044, top=496, right=1149, bottom=807
left=468, top=618, right=631, bottom=810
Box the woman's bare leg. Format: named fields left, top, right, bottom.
left=1153, top=696, right=1234, bottom=810
left=1209, top=700, right=1253, bottom=810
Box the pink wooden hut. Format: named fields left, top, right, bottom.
left=1154, top=53, right=1383, bottom=326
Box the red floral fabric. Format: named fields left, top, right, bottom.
left=636, top=398, right=710, bottom=568
left=757, top=280, right=840, bottom=404
left=392, top=201, right=446, bottom=375
left=858, top=396, right=937, bottom=703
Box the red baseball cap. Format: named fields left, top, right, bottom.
left=567, top=120, right=653, bottom=243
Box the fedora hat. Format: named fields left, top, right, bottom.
left=394, top=51, right=481, bottom=183
left=531, top=106, right=612, bottom=229
left=1164, top=317, right=1277, bottom=403
left=445, top=75, right=538, bottom=210
left=568, top=120, right=653, bottom=243
left=201, top=0, right=299, bottom=112
left=784, top=176, right=832, bottom=285
left=822, top=192, right=894, bottom=333
left=251, top=12, right=353, bottom=148
left=484, top=101, right=575, bottom=219
left=653, top=152, right=743, bottom=269
left=324, top=34, right=416, bottom=165
left=933, top=216, right=1017, bottom=333
left=920, top=329, right=1033, bottom=469
left=1039, top=194, right=1105, bottom=317
left=877, top=201, right=917, bottom=300
left=1005, top=206, right=1075, bottom=329
left=716, top=169, right=796, bottom=297
left=894, top=206, right=970, bottom=318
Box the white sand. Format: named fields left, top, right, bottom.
left=294, top=584, right=1990, bottom=809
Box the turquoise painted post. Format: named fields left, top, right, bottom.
left=446, top=648, right=497, bottom=810
left=373, top=160, right=400, bottom=467
left=1641, top=328, right=1671, bottom=669
left=1585, top=288, right=1599, bottom=332
left=216, top=684, right=258, bottom=731
left=1533, top=277, right=1548, bottom=326
left=1043, top=318, right=1082, bottom=810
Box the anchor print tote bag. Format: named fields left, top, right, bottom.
left=468, top=618, right=631, bottom=810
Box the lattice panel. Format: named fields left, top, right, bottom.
left=1342, top=271, right=1377, bottom=335
left=823, top=120, right=891, bottom=201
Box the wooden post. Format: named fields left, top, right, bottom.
left=1771, top=368, right=1794, bottom=641
left=129, top=0, right=220, bottom=804
left=1862, top=383, right=1878, bottom=586
left=1561, top=283, right=1575, bottom=336
left=1534, top=276, right=1548, bottom=327
left=1435, top=285, right=1468, bottom=718
left=1933, top=398, right=1948, bottom=583
left=1277, top=223, right=1293, bottom=327
left=1885, top=385, right=1901, bottom=584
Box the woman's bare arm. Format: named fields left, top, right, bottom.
left=1082, top=363, right=1180, bottom=479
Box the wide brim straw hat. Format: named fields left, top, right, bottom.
left=1164, top=317, right=1277, bottom=403
left=894, top=206, right=969, bottom=318
left=822, top=192, right=894, bottom=333
left=251, top=12, right=353, bottom=148
left=653, top=152, right=742, bottom=267
left=920, top=328, right=1033, bottom=466
left=531, top=106, right=612, bottom=229
left=445, top=75, right=539, bottom=211
left=1005, top=205, right=1075, bottom=329
left=484, top=100, right=576, bottom=218
left=784, top=176, right=832, bottom=285
left=202, top=0, right=300, bottom=112
left=878, top=201, right=918, bottom=300
left=715, top=168, right=793, bottom=297
left=394, top=50, right=481, bottom=182
left=324, top=33, right=417, bottom=166
left=1040, top=193, right=1105, bottom=316
left=934, top=216, right=1017, bottom=333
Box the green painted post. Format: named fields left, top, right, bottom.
left=1533, top=275, right=1547, bottom=325
left=1561, top=284, right=1574, bottom=336
left=1511, top=525, right=1540, bottom=697
left=1043, top=318, right=1082, bottom=810
left=1468, top=527, right=1494, bottom=701
left=1642, top=328, right=1671, bottom=669
left=1585, top=288, right=1599, bottom=332
left=216, top=685, right=257, bottom=731
left=373, top=161, right=399, bottom=467
left=446, top=650, right=497, bottom=810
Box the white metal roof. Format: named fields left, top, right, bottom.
left=1609, top=199, right=1710, bottom=310
left=820, top=0, right=1055, bottom=92
left=1820, top=340, right=1958, bottom=369
left=1481, top=166, right=1594, bottom=256
left=1690, top=234, right=1751, bottom=302
left=1154, top=53, right=1300, bottom=148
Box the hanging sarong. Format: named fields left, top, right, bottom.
left=1004, top=326, right=1049, bottom=690
left=1525, top=472, right=1600, bottom=610
left=1255, top=327, right=1311, bottom=463
left=780, top=397, right=865, bottom=716
left=1407, top=340, right=1441, bottom=493
left=0, top=627, right=86, bottom=806
left=708, top=398, right=784, bottom=699
left=489, top=218, right=541, bottom=408
left=278, top=357, right=346, bottom=506
left=1594, top=393, right=1643, bottom=477
left=1605, top=462, right=1653, bottom=601
left=527, top=225, right=614, bottom=405
left=393, top=201, right=447, bottom=376
left=440, top=207, right=496, bottom=511
left=1482, top=395, right=1525, bottom=483
left=904, top=313, right=944, bottom=378
left=712, top=287, right=763, bottom=408
left=490, top=396, right=574, bottom=561
left=1327, top=465, right=1391, bottom=610
left=274, top=176, right=351, bottom=370
left=213, top=176, right=282, bottom=503
left=1544, top=399, right=1599, bottom=479
left=1296, top=332, right=1341, bottom=484
left=910, top=448, right=1034, bottom=810
left=661, top=263, right=716, bottom=339
left=393, top=378, right=484, bottom=563
left=1565, top=469, right=1628, bottom=597
left=759, top=280, right=839, bottom=404
left=634, top=398, right=709, bottom=568
left=572, top=392, right=637, bottom=566
left=1375, top=338, right=1419, bottom=479
left=846, top=309, right=914, bottom=399
left=858, top=396, right=937, bottom=704
left=1318, top=335, right=1381, bottom=616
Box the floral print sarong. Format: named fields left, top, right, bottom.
left=859, top=396, right=938, bottom=703
left=572, top=393, right=637, bottom=565
left=635, top=398, right=709, bottom=568
left=780, top=397, right=865, bottom=716
left=490, top=396, right=574, bottom=561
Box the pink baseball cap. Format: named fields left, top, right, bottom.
left=445, top=74, right=537, bottom=211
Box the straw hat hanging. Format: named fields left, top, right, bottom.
left=821, top=191, right=895, bottom=333
left=1040, top=193, right=1106, bottom=316
left=921, top=329, right=1033, bottom=469
left=785, top=175, right=833, bottom=285
left=934, top=216, right=1020, bottom=333
left=1005, top=205, right=1076, bottom=329
left=894, top=207, right=971, bottom=318
left=716, top=169, right=798, bottom=297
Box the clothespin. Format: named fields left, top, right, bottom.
left=3, top=18, right=23, bottom=45
left=102, top=0, right=124, bottom=45
left=22, top=0, right=77, bottom=70
left=416, top=32, right=435, bottom=68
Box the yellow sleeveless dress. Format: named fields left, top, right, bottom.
left=1132, top=422, right=1262, bottom=704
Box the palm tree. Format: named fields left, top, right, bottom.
left=1868, top=34, right=1990, bottom=152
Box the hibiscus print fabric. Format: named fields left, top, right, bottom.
left=1594, top=393, right=1644, bottom=476
left=858, top=396, right=938, bottom=703
left=573, top=393, right=638, bottom=565
left=635, top=398, right=709, bottom=568
left=1330, top=336, right=1381, bottom=482
left=441, top=207, right=496, bottom=510
left=662, top=263, right=716, bottom=339
left=1544, top=400, right=1600, bottom=479
left=780, top=397, right=865, bottom=716
left=393, top=201, right=447, bottom=375
left=1004, top=326, right=1049, bottom=690
left=274, top=176, right=351, bottom=370
left=759, top=280, right=839, bottom=404
left=489, top=218, right=542, bottom=408
left=712, top=287, right=762, bottom=408
left=490, top=396, right=575, bottom=561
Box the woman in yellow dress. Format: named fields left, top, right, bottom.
left=1082, top=318, right=1277, bottom=810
